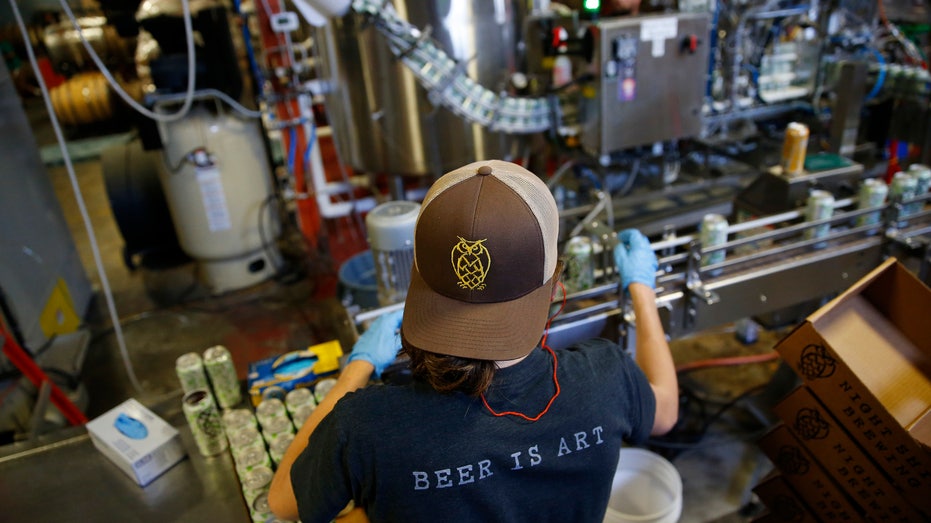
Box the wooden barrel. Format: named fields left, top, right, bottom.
left=50, top=71, right=113, bottom=126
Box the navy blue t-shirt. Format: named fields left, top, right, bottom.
left=291, top=338, right=656, bottom=522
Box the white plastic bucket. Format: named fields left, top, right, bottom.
left=603, top=447, right=683, bottom=523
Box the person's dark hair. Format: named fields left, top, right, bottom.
left=399, top=261, right=564, bottom=396
left=400, top=332, right=497, bottom=397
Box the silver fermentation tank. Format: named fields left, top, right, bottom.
left=315, top=1, right=528, bottom=177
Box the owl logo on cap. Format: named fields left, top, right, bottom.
left=452, top=237, right=491, bottom=290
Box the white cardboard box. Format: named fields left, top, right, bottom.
left=86, top=398, right=187, bottom=486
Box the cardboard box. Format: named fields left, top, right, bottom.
left=774, top=258, right=931, bottom=491
left=752, top=472, right=818, bottom=523
left=86, top=399, right=187, bottom=486
left=774, top=386, right=926, bottom=519
left=757, top=424, right=861, bottom=521
left=246, top=340, right=342, bottom=406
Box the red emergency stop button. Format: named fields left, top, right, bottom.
left=682, top=35, right=699, bottom=54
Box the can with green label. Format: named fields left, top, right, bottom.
left=176, top=353, right=209, bottom=395
left=285, top=387, right=315, bottom=416
left=564, top=236, right=594, bottom=293
left=890, top=171, right=918, bottom=222
left=256, top=398, right=287, bottom=428
left=856, top=178, right=888, bottom=229
left=261, top=415, right=295, bottom=446
left=203, top=345, right=241, bottom=408
left=235, top=445, right=272, bottom=477
left=241, top=465, right=273, bottom=507
left=182, top=389, right=227, bottom=457
left=804, top=190, right=834, bottom=247
left=699, top=214, right=728, bottom=268
left=907, top=164, right=930, bottom=215
left=269, top=432, right=295, bottom=466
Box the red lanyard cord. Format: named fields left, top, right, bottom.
left=480, top=282, right=567, bottom=422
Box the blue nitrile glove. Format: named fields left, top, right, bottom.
left=613, top=229, right=658, bottom=291
left=347, top=309, right=404, bottom=377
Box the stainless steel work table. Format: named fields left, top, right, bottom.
left=0, top=401, right=251, bottom=522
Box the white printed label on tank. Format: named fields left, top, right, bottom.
left=196, top=166, right=232, bottom=232
left=640, top=17, right=677, bottom=57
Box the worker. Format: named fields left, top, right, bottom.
left=268, top=160, right=678, bottom=522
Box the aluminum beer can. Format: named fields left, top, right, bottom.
left=285, top=387, right=315, bottom=416
left=804, top=190, right=834, bottom=244
left=250, top=491, right=273, bottom=522
left=176, top=352, right=209, bottom=395
left=699, top=213, right=728, bottom=267
left=781, top=122, right=809, bottom=176
left=564, top=236, right=594, bottom=293
left=229, top=426, right=265, bottom=460
left=235, top=445, right=272, bottom=477
left=262, top=415, right=295, bottom=446
left=906, top=163, right=930, bottom=214
left=260, top=385, right=287, bottom=402
left=269, top=432, right=295, bottom=466
left=313, top=378, right=338, bottom=404
left=222, top=408, right=257, bottom=434
left=255, top=398, right=287, bottom=427
left=291, top=403, right=315, bottom=430
left=890, top=171, right=918, bottom=220
left=241, top=465, right=273, bottom=507
left=203, top=345, right=242, bottom=409
left=856, top=178, right=888, bottom=228
left=182, top=389, right=228, bottom=457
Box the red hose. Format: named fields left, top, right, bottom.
left=675, top=352, right=780, bottom=374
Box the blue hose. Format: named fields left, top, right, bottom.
left=288, top=127, right=297, bottom=174
left=232, top=0, right=265, bottom=90
left=706, top=1, right=721, bottom=99
left=865, top=48, right=886, bottom=101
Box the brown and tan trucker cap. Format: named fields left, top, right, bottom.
left=402, top=160, right=559, bottom=361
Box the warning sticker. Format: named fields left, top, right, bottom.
left=196, top=165, right=232, bottom=232
left=640, top=17, right=677, bottom=57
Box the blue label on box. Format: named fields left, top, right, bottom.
left=114, top=413, right=148, bottom=440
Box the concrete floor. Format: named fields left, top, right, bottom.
left=22, top=105, right=793, bottom=521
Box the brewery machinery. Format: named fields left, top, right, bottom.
left=14, top=0, right=930, bottom=325
left=324, top=0, right=930, bottom=346
left=355, top=176, right=931, bottom=352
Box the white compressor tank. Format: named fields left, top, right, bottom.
left=156, top=100, right=280, bottom=294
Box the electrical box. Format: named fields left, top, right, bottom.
left=580, top=12, right=710, bottom=154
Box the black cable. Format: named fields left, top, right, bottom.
left=647, top=383, right=771, bottom=457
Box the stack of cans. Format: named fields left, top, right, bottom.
left=175, top=346, right=322, bottom=522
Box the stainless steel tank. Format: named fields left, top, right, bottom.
left=316, top=1, right=527, bottom=177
